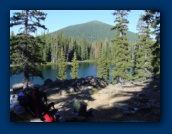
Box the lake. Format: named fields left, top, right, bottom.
left=10, top=63, right=113, bottom=88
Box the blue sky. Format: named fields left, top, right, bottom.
left=10, top=10, right=144, bottom=35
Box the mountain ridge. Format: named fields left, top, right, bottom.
left=50, top=20, right=139, bottom=43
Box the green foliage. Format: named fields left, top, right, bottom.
left=50, top=20, right=139, bottom=43
left=70, top=52, right=79, bottom=79
left=10, top=10, right=159, bottom=84
left=111, top=10, right=132, bottom=84
left=57, top=48, right=67, bottom=80
left=10, top=10, right=47, bottom=83
left=29, top=20, right=138, bottom=64
left=142, top=10, right=160, bottom=77
left=133, top=15, right=154, bottom=82
left=97, top=45, right=110, bottom=82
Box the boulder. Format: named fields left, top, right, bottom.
left=86, top=76, right=94, bottom=81
left=12, top=83, right=24, bottom=91
left=87, top=86, right=93, bottom=90
left=60, top=90, right=67, bottom=96
left=90, top=78, right=96, bottom=84
left=48, top=79, right=61, bottom=88
left=44, top=78, right=53, bottom=86
left=98, top=80, right=107, bottom=88
left=67, top=87, right=75, bottom=93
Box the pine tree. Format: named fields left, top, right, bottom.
left=97, top=45, right=110, bottom=82
left=97, top=45, right=103, bottom=78
left=142, top=10, right=160, bottom=77
left=133, top=17, right=154, bottom=82
left=110, top=10, right=132, bottom=84
left=10, top=10, right=47, bottom=86
left=57, top=48, right=67, bottom=80
left=10, top=31, right=15, bottom=65
left=70, top=52, right=79, bottom=79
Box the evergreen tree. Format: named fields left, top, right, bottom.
left=10, top=10, right=47, bottom=86
left=142, top=10, right=160, bottom=77
left=97, top=44, right=103, bottom=78
left=110, top=10, right=132, bottom=84
left=133, top=17, right=154, bottom=81
left=70, top=52, right=79, bottom=79
left=97, top=46, right=110, bottom=82
left=10, top=31, right=15, bottom=64
left=57, top=48, right=67, bottom=80
left=89, top=45, right=94, bottom=60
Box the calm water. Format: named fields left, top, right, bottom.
left=10, top=63, right=101, bottom=88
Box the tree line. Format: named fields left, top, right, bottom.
left=10, top=10, right=160, bottom=86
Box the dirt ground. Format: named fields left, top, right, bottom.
left=10, top=81, right=160, bottom=122
left=47, top=82, right=160, bottom=122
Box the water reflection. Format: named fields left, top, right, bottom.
left=10, top=63, right=98, bottom=88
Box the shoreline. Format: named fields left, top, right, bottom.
left=10, top=60, right=96, bottom=67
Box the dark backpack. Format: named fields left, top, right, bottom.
left=30, top=89, right=47, bottom=104
left=18, top=91, right=29, bottom=107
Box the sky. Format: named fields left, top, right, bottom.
left=10, top=10, right=144, bottom=35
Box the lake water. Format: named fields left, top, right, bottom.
left=10, top=63, right=112, bottom=88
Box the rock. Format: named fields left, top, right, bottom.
left=87, top=86, right=93, bottom=90
left=44, top=78, right=53, bottom=86
left=112, top=103, right=129, bottom=111
left=12, top=83, right=24, bottom=91
left=81, top=90, right=91, bottom=95
left=74, top=87, right=80, bottom=92
left=98, top=80, right=107, bottom=88
left=90, top=78, right=96, bottom=84
left=48, top=79, right=61, bottom=88
left=10, top=94, right=18, bottom=103
left=143, top=78, right=154, bottom=83
left=90, top=78, right=97, bottom=87
left=80, top=86, right=91, bottom=91
left=30, top=118, right=44, bottom=122
left=68, top=87, right=75, bottom=93
left=85, top=79, right=89, bottom=83
left=86, top=76, right=94, bottom=80
left=60, top=90, right=67, bottom=96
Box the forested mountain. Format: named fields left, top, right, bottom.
left=50, top=20, right=139, bottom=43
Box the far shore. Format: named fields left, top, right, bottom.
left=10, top=60, right=96, bottom=67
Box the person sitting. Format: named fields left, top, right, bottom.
left=40, top=102, right=60, bottom=122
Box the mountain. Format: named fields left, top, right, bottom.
left=50, top=20, right=139, bottom=43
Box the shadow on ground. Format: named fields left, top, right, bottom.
left=10, top=78, right=160, bottom=122
left=88, top=78, right=160, bottom=122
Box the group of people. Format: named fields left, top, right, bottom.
left=17, top=84, right=60, bottom=122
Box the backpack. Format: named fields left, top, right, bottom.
left=30, top=89, right=47, bottom=104
left=29, top=89, right=48, bottom=117
left=18, top=91, right=29, bottom=107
